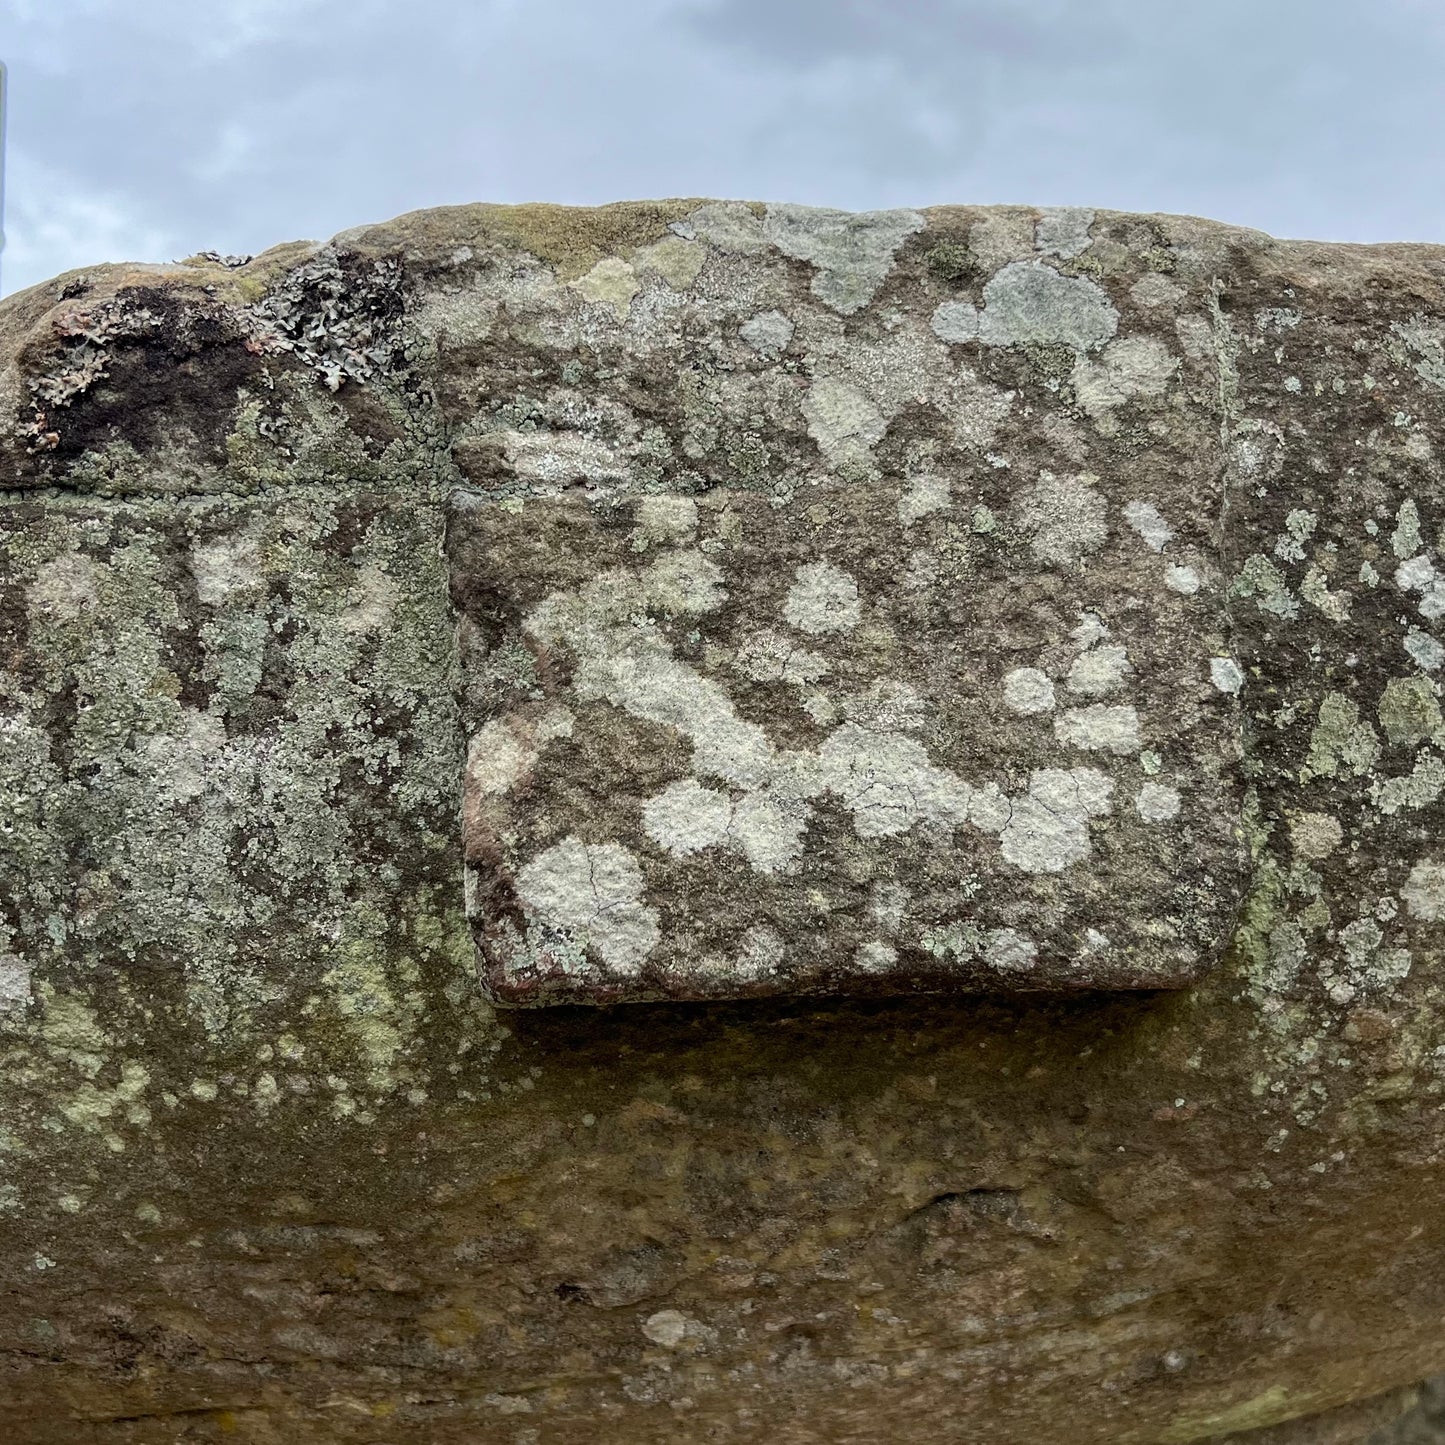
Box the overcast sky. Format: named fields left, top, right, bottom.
left=3, top=0, right=1444, bottom=296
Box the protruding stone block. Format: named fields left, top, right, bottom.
left=451, top=471, right=1245, bottom=1005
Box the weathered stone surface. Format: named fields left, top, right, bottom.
left=450, top=433, right=1239, bottom=1006
left=1367, top=1377, right=1445, bottom=1444
left=3, top=200, right=1445, bottom=1441
left=440, top=204, right=1244, bottom=1005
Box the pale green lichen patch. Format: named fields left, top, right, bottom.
left=0, top=480, right=483, bottom=1156
left=1377, top=675, right=1444, bottom=747
left=570, top=256, right=640, bottom=319
left=633, top=235, right=705, bottom=290
left=1301, top=692, right=1380, bottom=781
left=1392, top=498, right=1423, bottom=558
left=319, top=906, right=429, bottom=1092
left=1233, top=553, right=1300, bottom=619
left=1274, top=508, right=1317, bottom=563
left=1393, top=314, right=1445, bottom=389
left=801, top=379, right=886, bottom=467
left=1373, top=753, right=1445, bottom=814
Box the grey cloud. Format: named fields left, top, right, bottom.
left=679, top=0, right=1113, bottom=69
left=3, top=0, right=1445, bottom=296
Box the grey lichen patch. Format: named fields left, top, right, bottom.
left=801, top=379, right=886, bottom=467
left=984, top=927, right=1038, bottom=972
left=783, top=561, right=861, bottom=635
left=930, top=299, right=980, bottom=345
left=733, top=629, right=829, bottom=688
left=1035, top=207, right=1095, bottom=260
left=1210, top=657, right=1245, bottom=695
left=1402, top=860, right=1445, bottom=921
left=190, top=527, right=263, bottom=606
left=643, top=778, right=733, bottom=858
left=1165, top=560, right=1202, bottom=592
left=1394, top=550, right=1445, bottom=620
left=514, top=838, right=660, bottom=973
left=1123, top=500, right=1175, bottom=553
left=1002, top=667, right=1056, bottom=715
left=1136, top=782, right=1182, bottom=822
left=976, top=261, right=1119, bottom=352
left=1072, top=336, right=1178, bottom=425
left=1054, top=704, right=1141, bottom=755
left=249, top=246, right=403, bottom=391
left=761, top=204, right=926, bottom=315
left=966, top=209, right=1037, bottom=272
left=1406, top=628, right=1445, bottom=672
left=26, top=550, right=102, bottom=620
left=1130, top=272, right=1185, bottom=309
left=636, top=494, right=698, bottom=540
left=1012, top=472, right=1109, bottom=565
left=1066, top=645, right=1132, bottom=696
left=898, top=475, right=951, bottom=524
left=998, top=767, right=1114, bottom=873
left=740, top=309, right=795, bottom=356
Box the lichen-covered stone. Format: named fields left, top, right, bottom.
left=3, top=199, right=1445, bottom=1443
left=451, top=463, right=1242, bottom=1002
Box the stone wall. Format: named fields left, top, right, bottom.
left=3, top=200, right=1445, bottom=1442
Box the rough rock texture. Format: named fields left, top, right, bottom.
left=3, top=199, right=1445, bottom=1441
left=1368, top=1378, right=1445, bottom=1443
